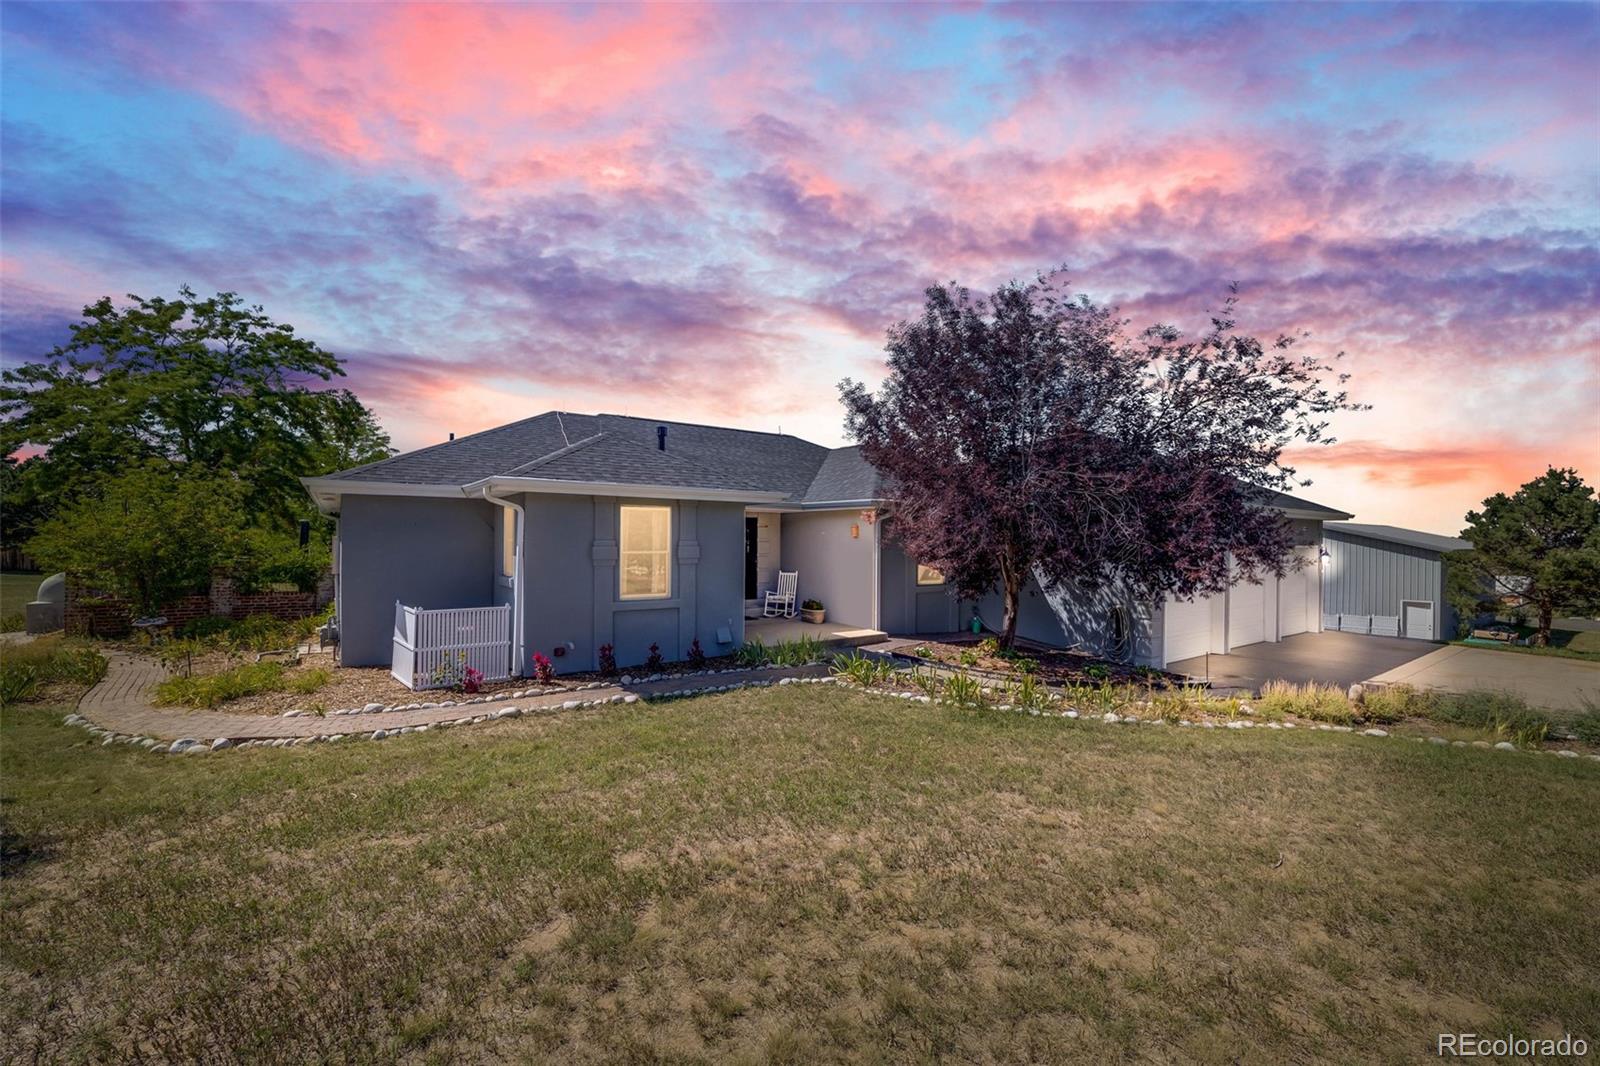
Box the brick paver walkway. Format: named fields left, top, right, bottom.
left=75, top=652, right=831, bottom=742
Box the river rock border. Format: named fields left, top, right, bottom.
left=278, top=660, right=829, bottom=719
left=828, top=677, right=1600, bottom=765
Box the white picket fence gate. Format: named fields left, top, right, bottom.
left=391, top=602, right=513, bottom=690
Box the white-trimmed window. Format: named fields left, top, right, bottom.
left=620, top=505, right=671, bottom=599
left=499, top=511, right=516, bottom=579
left=916, top=564, right=944, bottom=586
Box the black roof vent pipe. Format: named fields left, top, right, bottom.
left=657, top=425, right=667, bottom=451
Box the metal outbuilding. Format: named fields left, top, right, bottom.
left=1321, top=523, right=1470, bottom=641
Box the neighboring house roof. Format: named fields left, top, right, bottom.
left=1252, top=488, right=1354, bottom=521
left=305, top=409, right=1345, bottom=520
left=1325, top=522, right=1470, bottom=554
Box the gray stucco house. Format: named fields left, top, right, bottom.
left=1321, top=522, right=1471, bottom=640
left=304, top=411, right=1352, bottom=676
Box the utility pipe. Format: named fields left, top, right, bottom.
left=479, top=486, right=527, bottom=677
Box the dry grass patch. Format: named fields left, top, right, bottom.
left=2, top=688, right=1597, bottom=1063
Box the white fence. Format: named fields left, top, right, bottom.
left=392, top=602, right=513, bottom=690
left=1323, top=613, right=1401, bottom=637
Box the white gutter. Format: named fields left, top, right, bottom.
left=468, top=475, right=789, bottom=504
left=479, top=486, right=527, bottom=678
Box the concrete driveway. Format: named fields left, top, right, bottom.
left=1366, top=644, right=1600, bottom=712
left=1167, top=631, right=1436, bottom=693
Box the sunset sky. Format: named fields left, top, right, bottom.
left=3, top=2, right=1596, bottom=534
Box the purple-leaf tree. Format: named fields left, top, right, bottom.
left=839, top=274, right=1361, bottom=650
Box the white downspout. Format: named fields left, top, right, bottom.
left=480, top=486, right=526, bottom=677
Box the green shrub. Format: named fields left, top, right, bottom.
left=154, top=661, right=286, bottom=708
left=734, top=638, right=769, bottom=668
left=770, top=635, right=826, bottom=667
left=1, top=663, right=39, bottom=704
left=1007, top=672, right=1049, bottom=710
left=941, top=672, right=986, bottom=706
left=178, top=616, right=236, bottom=640
left=1257, top=681, right=1355, bottom=723
left=1, top=612, right=25, bottom=633
left=830, top=650, right=893, bottom=686
left=0, top=637, right=108, bottom=703
left=1359, top=684, right=1434, bottom=724
left=1571, top=709, right=1600, bottom=745
left=175, top=611, right=327, bottom=654
left=1430, top=690, right=1550, bottom=747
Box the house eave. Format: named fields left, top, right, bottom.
left=1279, top=507, right=1354, bottom=521
left=303, top=474, right=792, bottom=512
left=800, top=498, right=887, bottom=510
left=469, top=476, right=791, bottom=504
left=300, top=477, right=470, bottom=515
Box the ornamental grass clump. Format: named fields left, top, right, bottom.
left=734, top=638, right=770, bottom=668
left=155, top=661, right=287, bottom=708
left=1257, top=681, right=1355, bottom=724
left=1358, top=684, right=1433, bottom=724
left=770, top=635, right=826, bottom=667
left=941, top=671, right=986, bottom=706
left=1430, top=690, right=1550, bottom=747
left=830, top=650, right=894, bottom=687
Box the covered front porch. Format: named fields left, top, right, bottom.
left=744, top=615, right=887, bottom=649
left=743, top=506, right=882, bottom=637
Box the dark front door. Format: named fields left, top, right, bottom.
left=744, top=516, right=759, bottom=599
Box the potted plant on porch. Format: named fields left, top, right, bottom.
left=800, top=599, right=826, bottom=624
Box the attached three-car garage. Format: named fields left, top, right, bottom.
left=1159, top=533, right=1324, bottom=668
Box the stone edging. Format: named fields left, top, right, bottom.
left=281, top=661, right=829, bottom=718
left=830, top=678, right=1600, bottom=765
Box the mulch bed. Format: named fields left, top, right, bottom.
left=171, top=649, right=579, bottom=716
left=890, top=637, right=1190, bottom=689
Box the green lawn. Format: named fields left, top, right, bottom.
left=3, top=688, right=1597, bottom=1063
left=0, top=571, right=41, bottom=627
left=1454, top=624, right=1600, bottom=663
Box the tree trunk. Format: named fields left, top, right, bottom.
left=1535, top=602, right=1554, bottom=647
left=998, top=551, right=1024, bottom=650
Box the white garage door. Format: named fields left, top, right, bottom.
left=1163, top=594, right=1216, bottom=664
left=1278, top=554, right=1313, bottom=637
left=1228, top=579, right=1267, bottom=648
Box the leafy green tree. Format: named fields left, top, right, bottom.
left=1448, top=468, right=1600, bottom=645
left=28, top=465, right=251, bottom=615
left=1, top=287, right=391, bottom=540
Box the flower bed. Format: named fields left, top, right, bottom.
left=172, top=649, right=577, bottom=715
left=891, top=637, right=1187, bottom=688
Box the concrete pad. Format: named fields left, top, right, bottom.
left=1365, top=644, right=1600, bottom=712
left=1168, top=631, right=1437, bottom=693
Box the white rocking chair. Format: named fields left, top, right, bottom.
left=764, top=571, right=798, bottom=618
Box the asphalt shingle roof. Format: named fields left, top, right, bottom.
left=323, top=412, right=837, bottom=502
left=801, top=446, right=881, bottom=504
left=319, top=410, right=1348, bottom=517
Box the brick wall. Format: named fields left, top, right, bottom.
left=65, top=576, right=319, bottom=637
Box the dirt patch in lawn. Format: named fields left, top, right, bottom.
left=893, top=637, right=1189, bottom=688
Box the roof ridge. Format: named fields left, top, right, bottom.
left=597, top=412, right=824, bottom=444
left=500, top=432, right=607, bottom=476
